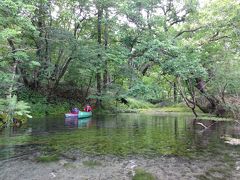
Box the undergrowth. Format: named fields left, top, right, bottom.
left=17, top=88, right=82, bottom=117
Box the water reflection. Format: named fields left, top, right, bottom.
left=64, top=117, right=78, bottom=128
left=1, top=114, right=240, bottom=161
left=194, top=120, right=225, bottom=142
left=64, top=117, right=95, bottom=128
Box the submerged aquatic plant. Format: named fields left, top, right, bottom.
left=132, top=169, right=156, bottom=180
left=82, top=160, right=102, bottom=167
left=35, top=154, right=59, bottom=163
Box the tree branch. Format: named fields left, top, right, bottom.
left=175, top=26, right=203, bottom=38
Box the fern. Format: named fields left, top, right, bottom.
left=0, top=95, right=32, bottom=127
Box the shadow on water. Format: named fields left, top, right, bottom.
left=0, top=113, right=240, bottom=162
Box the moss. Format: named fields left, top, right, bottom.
left=140, top=104, right=197, bottom=113
left=82, top=160, right=102, bottom=167
left=152, top=103, right=205, bottom=113
left=159, top=106, right=192, bottom=112
left=127, top=98, right=155, bottom=109
left=196, top=116, right=234, bottom=121
left=158, top=103, right=202, bottom=113
left=132, top=169, right=156, bottom=180
left=36, top=154, right=59, bottom=163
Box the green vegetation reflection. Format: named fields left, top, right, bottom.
left=0, top=114, right=239, bottom=160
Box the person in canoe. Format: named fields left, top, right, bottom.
left=84, top=104, right=92, bottom=112
left=71, top=107, right=79, bottom=114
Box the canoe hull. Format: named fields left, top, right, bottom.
left=78, top=111, right=92, bottom=119
left=65, top=113, right=78, bottom=118
left=65, top=111, right=92, bottom=118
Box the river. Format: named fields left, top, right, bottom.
left=0, top=113, right=240, bottom=179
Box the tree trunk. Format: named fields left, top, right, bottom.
left=103, top=9, right=109, bottom=91
left=96, top=6, right=103, bottom=108
left=195, top=78, right=220, bottom=113
left=177, top=78, right=198, bottom=118
left=173, top=81, right=177, bottom=103
left=85, top=73, right=94, bottom=100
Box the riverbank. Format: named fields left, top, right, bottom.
left=16, top=87, right=192, bottom=117
left=140, top=106, right=236, bottom=122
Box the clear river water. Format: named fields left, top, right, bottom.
left=0, top=113, right=240, bottom=179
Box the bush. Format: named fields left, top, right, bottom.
left=127, top=98, right=155, bottom=109
left=17, top=88, right=82, bottom=117
left=100, top=97, right=155, bottom=113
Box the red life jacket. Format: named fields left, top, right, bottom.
left=84, top=105, right=92, bottom=112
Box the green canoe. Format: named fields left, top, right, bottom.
left=78, top=111, right=92, bottom=119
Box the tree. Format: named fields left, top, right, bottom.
left=0, top=0, right=37, bottom=126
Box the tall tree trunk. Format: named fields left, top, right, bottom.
left=96, top=6, right=103, bottom=108
left=103, top=8, right=109, bottom=91
left=173, top=81, right=177, bottom=103
left=85, top=73, right=94, bottom=101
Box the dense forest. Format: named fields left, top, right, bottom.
left=0, top=0, right=240, bottom=126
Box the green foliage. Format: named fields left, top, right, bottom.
left=17, top=89, right=81, bottom=117
left=128, top=81, right=161, bottom=100
left=29, top=102, right=72, bottom=117
left=98, top=96, right=154, bottom=113
left=163, top=52, right=207, bottom=80
left=0, top=0, right=239, bottom=118
left=0, top=0, right=39, bottom=127
left=0, top=95, right=31, bottom=126
left=127, top=98, right=154, bottom=109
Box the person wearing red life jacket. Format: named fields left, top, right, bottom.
left=84, top=104, right=92, bottom=112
